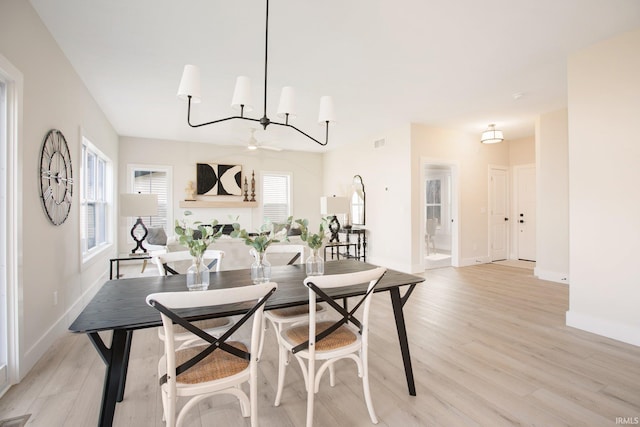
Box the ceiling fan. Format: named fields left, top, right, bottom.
left=246, top=128, right=282, bottom=151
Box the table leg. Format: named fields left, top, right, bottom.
left=109, top=260, right=114, bottom=280
left=88, top=329, right=128, bottom=427
left=389, top=287, right=416, bottom=396
left=117, top=330, right=134, bottom=402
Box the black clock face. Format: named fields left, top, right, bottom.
left=39, top=129, right=73, bottom=225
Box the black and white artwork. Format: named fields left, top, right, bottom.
left=197, top=163, right=242, bottom=196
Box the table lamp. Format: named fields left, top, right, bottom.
left=120, top=193, right=159, bottom=255
left=320, top=195, right=349, bottom=242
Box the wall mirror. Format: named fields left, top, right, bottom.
left=351, top=175, right=365, bottom=226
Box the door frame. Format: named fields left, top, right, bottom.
left=0, top=53, right=23, bottom=394
left=419, top=158, right=460, bottom=268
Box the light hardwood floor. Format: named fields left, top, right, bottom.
left=1, top=264, right=639, bottom=426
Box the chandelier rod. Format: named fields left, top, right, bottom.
left=182, top=0, right=330, bottom=146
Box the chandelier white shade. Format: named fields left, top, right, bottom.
left=177, top=65, right=201, bottom=103
left=231, top=76, right=253, bottom=112
left=481, top=124, right=504, bottom=144
left=176, top=0, right=335, bottom=146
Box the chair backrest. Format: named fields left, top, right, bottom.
left=295, top=267, right=386, bottom=354
left=153, top=249, right=225, bottom=275
left=146, top=281, right=277, bottom=388
left=265, top=244, right=305, bottom=265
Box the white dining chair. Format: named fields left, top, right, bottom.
left=254, top=244, right=326, bottom=360
left=274, top=267, right=386, bottom=426
left=152, top=250, right=233, bottom=344
left=146, top=282, right=277, bottom=427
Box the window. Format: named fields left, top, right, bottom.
left=261, top=172, right=291, bottom=223
left=81, top=137, right=112, bottom=259
left=426, top=179, right=442, bottom=226
left=128, top=165, right=171, bottom=231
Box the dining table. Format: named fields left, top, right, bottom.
left=69, top=259, right=425, bottom=427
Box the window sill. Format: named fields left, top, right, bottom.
left=81, top=242, right=113, bottom=271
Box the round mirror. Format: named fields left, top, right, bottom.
left=351, top=175, right=365, bottom=226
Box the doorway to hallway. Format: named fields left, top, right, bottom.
left=422, top=162, right=459, bottom=269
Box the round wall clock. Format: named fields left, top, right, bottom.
left=39, top=129, right=73, bottom=225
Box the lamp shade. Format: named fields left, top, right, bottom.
left=318, top=96, right=336, bottom=124
left=120, top=193, right=158, bottom=217
left=480, top=124, right=504, bottom=144
left=231, top=76, right=253, bottom=111
left=277, top=86, right=296, bottom=118
left=320, top=196, right=349, bottom=215
left=177, top=64, right=202, bottom=103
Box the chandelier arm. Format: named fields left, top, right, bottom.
left=186, top=96, right=261, bottom=128
left=263, top=0, right=269, bottom=118
left=269, top=120, right=329, bottom=146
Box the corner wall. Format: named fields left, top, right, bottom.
left=535, top=109, right=569, bottom=283
left=566, top=28, right=640, bottom=346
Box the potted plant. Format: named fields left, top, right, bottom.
left=174, top=211, right=223, bottom=290
left=295, top=217, right=329, bottom=276
left=231, top=217, right=292, bottom=283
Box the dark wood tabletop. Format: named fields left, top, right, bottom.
left=70, top=260, right=424, bottom=334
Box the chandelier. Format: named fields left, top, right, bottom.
left=177, top=0, right=336, bottom=146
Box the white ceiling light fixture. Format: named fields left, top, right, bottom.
left=480, top=124, right=504, bottom=144
left=177, top=0, right=335, bottom=147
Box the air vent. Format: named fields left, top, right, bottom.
left=374, top=138, right=385, bottom=149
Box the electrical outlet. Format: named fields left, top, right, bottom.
left=53, top=291, right=58, bottom=306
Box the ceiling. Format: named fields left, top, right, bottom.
left=29, top=0, right=640, bottom=152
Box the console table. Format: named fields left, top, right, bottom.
left=340, top=228, right=367, bottom=262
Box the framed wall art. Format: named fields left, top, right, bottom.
left=196, top=163, right=242, bottom=196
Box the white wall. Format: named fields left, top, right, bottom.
left=0, top=0, right=119, bottom=377
left=566, top=28, right=640, bottom=346
left=535, top=109, right=569, bottom=283
left=118, top=136, right=324, bottom=254
left=323, top=125, right=413, bottom=272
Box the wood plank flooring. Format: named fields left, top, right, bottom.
left=1, top=263, right=639, bottom=426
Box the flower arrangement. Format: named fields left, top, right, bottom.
left=230, top=216, right=293, bottom=253
left=295, top=217, right=329, bottom=251
left=174, top=211, right=223, bottom=258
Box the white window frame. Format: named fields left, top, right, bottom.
left=260, top=171, right=292, bottom=223
left=80, top=136, right=113, bottom=265
left=126, top=164, right=173, bottom=243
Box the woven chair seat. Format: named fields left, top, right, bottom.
left=284, top=321, right=357, bottom=352
left=171, top=317, right=233, bottom=336
left=175, top=341, right=248, bottom=384
left=268, top=304, right=323, bottom=319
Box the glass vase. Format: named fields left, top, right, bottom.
left=186, top=255, right=210, bottom=291
left=251, top=251, right=271, bottom=284
left=306, top=248, right=324, bottom=276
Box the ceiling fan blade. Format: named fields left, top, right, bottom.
left=258, top=145, right=283, bottom=151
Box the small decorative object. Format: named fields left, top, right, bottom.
left=231, top=217, right=292, bottom=284
left=296, top=217, right=329, bottom=276
left=39, top=129, right=74, bottom=226
left=197, top=163, right=243, bottom=195
left=250, top=170, right=256, bottom=202
left=175, top=211, right=223, bottom=291
left=184, top=181, right=196, bottom=201
left=243, top=177, right=249, bottom=201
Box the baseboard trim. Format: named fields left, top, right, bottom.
left=534, top=268, right=570, bottom=284
left=459, top=256, right=491, bottom=267
left=21, top=271, right=107, bottom=378
left=566, top=310, right=640, bottom=347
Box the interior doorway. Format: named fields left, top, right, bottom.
left=421, top=161, right=459, bottom=269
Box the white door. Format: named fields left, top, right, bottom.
left=0, top=79, right=7, bottom=391
left=490, top=167, right=509, bottom=261
left=517, top=166, right=536, bottom=261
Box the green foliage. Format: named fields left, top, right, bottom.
left=174, top=211, right=223, bottom=258
left=295, top=217, right=329, bottom=250
left=230, top=217, right=292, bottom=253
